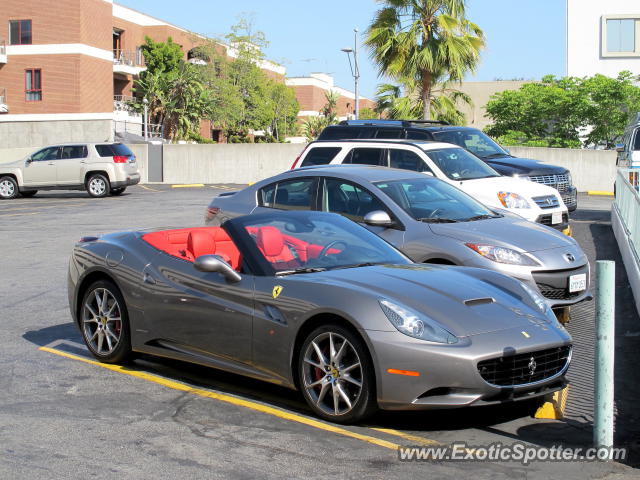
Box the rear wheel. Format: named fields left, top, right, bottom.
left=86, top=174, right=110, bottom=198
left=0, top=176, right=19, bottom=199
left=21, top=190, right=37, bottom=198
left=80, top=280, right=132, bottom=363
left=111, top=187, right=126, bottom=196
left=298, top=324, right=377, bottom=424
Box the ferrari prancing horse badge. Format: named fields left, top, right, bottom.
left=272, top=285, right=283, bottom=299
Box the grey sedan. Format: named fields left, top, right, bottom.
left=70, top=210, right=571, bottom=423
left=206, top=165, right=590, bottom=308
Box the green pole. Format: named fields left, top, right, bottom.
left=594, top=260, right=615, bottom=449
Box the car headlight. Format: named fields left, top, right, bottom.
left=379, top=299, right=458, bottom=344
left=520, top=282, right=565, bottom=330
left=497, top=192, right=530, bottom=209
left=465, top=243, right=540, bottom=266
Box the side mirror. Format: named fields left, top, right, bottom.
left=363, top=210, right=395, bottom=228
left=25, top=157, right=33, bottom=164
left=616, top=143, right=625, bottom=153
left=194, top=254, right=241, bottom=283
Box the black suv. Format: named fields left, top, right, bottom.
left=318, top=120, right=578, bottom=211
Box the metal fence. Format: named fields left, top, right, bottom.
left=113, top=120, right=164, bottom=140
left=615, top=168, right=640, bottom=262
left=113, top=49, right=145, bottom=67
left=0, top=88, right=6, bottom=113
left=113, top=95, right=136, bottom=112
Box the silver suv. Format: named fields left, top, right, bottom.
left=0, top=143, right=140, bottom=199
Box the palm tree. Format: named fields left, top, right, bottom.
left=366, top=0, right=484, bottom=120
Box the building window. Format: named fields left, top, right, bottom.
left=25, top=69, right=42, bottom=101
left=9, top=20, right=32, bottom=45
left=602, top=16, right=640, bottom=57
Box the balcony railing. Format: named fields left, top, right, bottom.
left=113, top=95, right=137, bottom=112
left=0, top=40, right=6, bottom=64
left=0, top=88, right=7, bottom=113
left=113, top=49, right=145, bottom=67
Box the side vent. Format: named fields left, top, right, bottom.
left=464, top=297, right=495, bottom=307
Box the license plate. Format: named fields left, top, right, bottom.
left=569, top=273, right=587, bottom=293
left=551, top=212, right=562, bottom=225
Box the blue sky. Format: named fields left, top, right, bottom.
left=117, top=0, right=567, bottom=99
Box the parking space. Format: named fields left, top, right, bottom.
left=0, top=188, right=638, bottom=479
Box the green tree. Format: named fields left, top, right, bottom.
left=140, top=36, right=183, bottom=75
left=374, top=77, right=472, bottom=124
left=485, top=72, right=640, bottom=148
left=358, top=107, right=379, bottom=120
left=301, top=91, right=341, bottom=141
left=366, top=0, right=484, bottom=120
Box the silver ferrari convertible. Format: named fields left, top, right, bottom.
left=68, top=210, right=572, bottom=424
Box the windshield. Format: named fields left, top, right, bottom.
left=375, top=178, right=498, bottom=222
left=423, top=147, right=500, bottom=181
left=431, top=130, right=509, bottom=159
left=235, top=212, right=410, bottom=274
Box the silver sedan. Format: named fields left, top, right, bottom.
left=206, top=165, right=591, bottom=308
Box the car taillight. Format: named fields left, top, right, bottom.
left=206, top=207, right=220, bottom=222
left=113, top=156, right=128, bottom=163
left=290, top=145, right=309, bottom=169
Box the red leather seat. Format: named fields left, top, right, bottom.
left=187, top=230, right=216, bottom=259
left=211, top=228, right=242, bottom=271
left=256, top=226, right=301, bottom=269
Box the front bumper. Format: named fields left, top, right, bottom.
left=368, top=326, right=571, bottom=411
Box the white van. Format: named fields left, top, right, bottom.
left=617, top=113, right=640, bottom=168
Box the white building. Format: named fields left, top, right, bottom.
left=567, top=0, right=640, bottom=77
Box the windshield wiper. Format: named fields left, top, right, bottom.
left=276, top=267, right=327, bottom=276
left=418, top=218, right=459, bottom=223
left=329, top=262, right=381, bottom=270
left=466, top=214, right=501, bottom=221
left=481, top=152, right=511, bottom=159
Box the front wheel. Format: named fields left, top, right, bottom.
left=86, top=174, right=110, bottom=198
left=0, top=176, right=19, bottom=199
left=80, top=280, right=132, bottom=363
left=111, top=187, right=126, bottom=196
left=298, top=324, right=377, bottom=424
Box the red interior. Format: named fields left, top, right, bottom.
left=142, top=226, right=341, bottom=273
left=142, top=227, right=242, bottom=271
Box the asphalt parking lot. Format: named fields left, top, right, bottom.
left=1, top=186, right=638, bottom=479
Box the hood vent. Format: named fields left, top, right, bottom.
left=464, top=297, right=495, bottom=307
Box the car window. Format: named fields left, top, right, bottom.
left=31, top=146, right=59, bottom=161
left=259, top=178, right=315, bottom=210
left=389, top=150, right=432, bottom=173
left=431, top=130, right=507, bottom=159
left=323, top=178, right=389, bottom=222
left=375, top=129, right=404, bottom=139
left=318, top=126, right=364, bottom=140
left=344, top=148, right=387, bottom=166
left=95, top=144, right=134, bottom=157
left=406, top=130, right=432, bottom=140
left=634, top=130, right=640, bottom=151
left=60, top=145, right=88, bottom=159
left=375, top=178, right=494, bottom=221
left=300, top=147, right=342, bottom=167
left=424, top=147, right=500, bottom=181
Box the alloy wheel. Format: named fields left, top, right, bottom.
left=82, top=288, right=122, bottom=356
left=302, top=331, right=363, bottom=416
left=0, top=179, right=15, bottom=198
left=88, top=177, right=107, bottom=196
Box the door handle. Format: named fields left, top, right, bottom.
left=48, top=162, right=55, bottom=165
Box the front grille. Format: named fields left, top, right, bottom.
left=536, top=284, right=582, bottom=300
left=477, top=346, right=571, bottom=386
left=532, top=195, right=560, bottom=209
left=529, top=174, right=571, bottom=193
left=562, top=193, right=577, bottom=207
left=538, top=213, right=569, bottom=226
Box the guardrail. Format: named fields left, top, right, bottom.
left=113, top=119, right=163, bottom=140
left=613, top=168, right=640, bottom=316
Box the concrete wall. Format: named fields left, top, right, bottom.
left=0, top=119, right=113, bottom=149
left=162, top=144, right=305, bottom=184
left=508, top=146, right=617, bottom=192
left=126, top=143, right=148, bottom=183
left=456, top=81, right=529, bottom=131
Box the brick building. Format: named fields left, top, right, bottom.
left=286, top=73, right=375, bottom=123
left=0, top=0, right=287, bottom=148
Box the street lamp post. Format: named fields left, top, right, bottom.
left=142, top=97, right=149, bottom=141
left=341, top=28, right=360, bottom=120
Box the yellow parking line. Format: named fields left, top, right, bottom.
left=369, top=427, right=442, bottom=446
left=39, top=346, right=401, bottom=451
left=139, top=185, right=162, bottom=192
left=0, top=211, right=40, bottom=217
left=172, top=184, right=204, bottom=188
left=586, top=190, right=614, bottom=196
